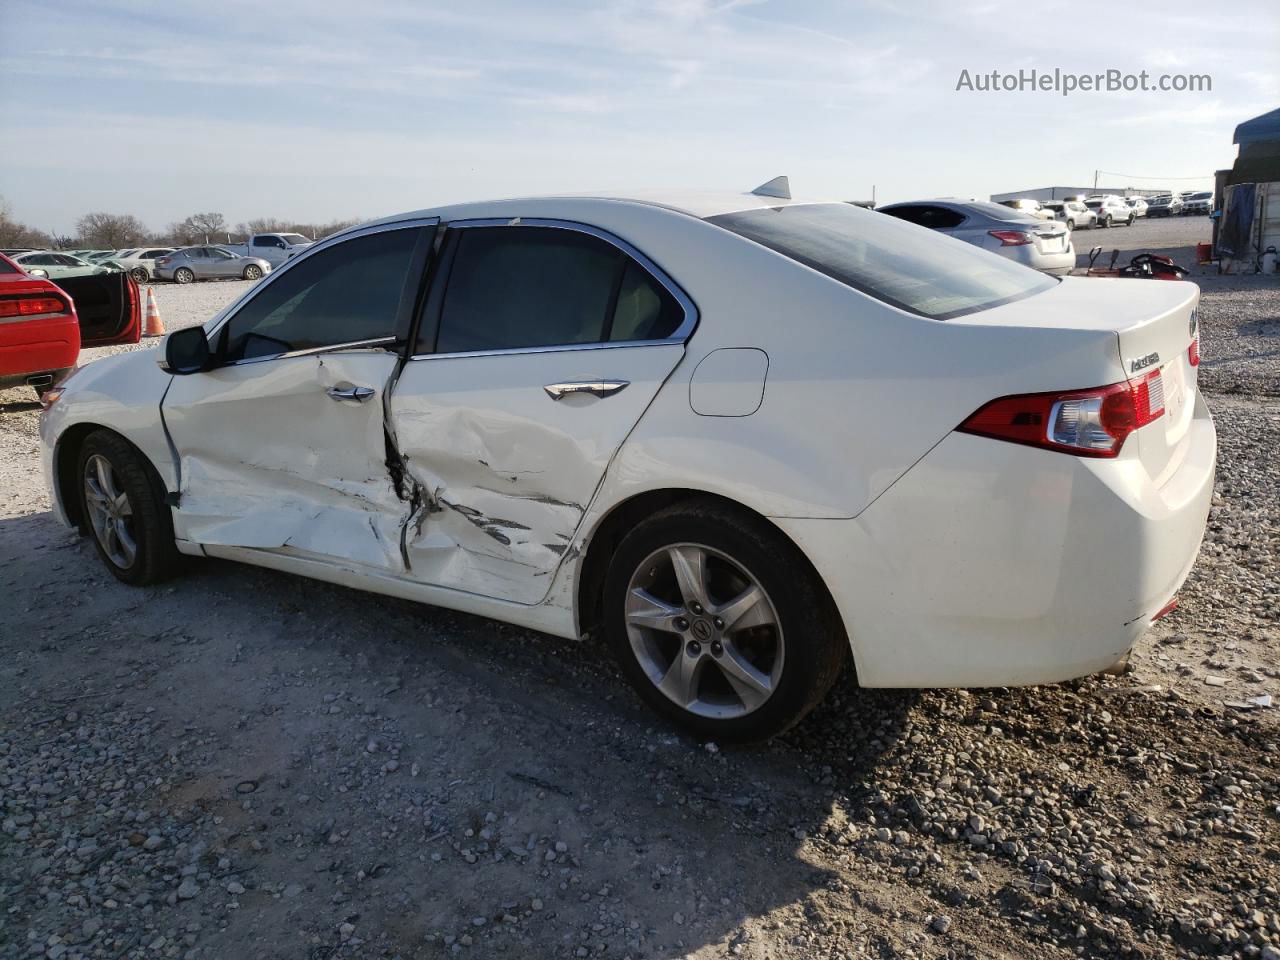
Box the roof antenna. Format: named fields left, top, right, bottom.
left=750, top=175, right=791, bottom=200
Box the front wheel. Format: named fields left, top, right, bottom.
left=77, top=431, right=178, bottom=586
left=1066, top=219, right=1075, bottom=230
left=174, top=267, right=195, bottom=284
left=243, top=264, right=263, bottom=281
left=604, top=501, right=846, bottom=742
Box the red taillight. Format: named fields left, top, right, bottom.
left=1151, top=599, right=1178, bottom=622
left=988, top=229, right=1032, bottom=246
left=0, top=295, right=69, bottom=319
left=958, top=369, right=1165, bottom=458
left=1188, top=336, right=1200, bottom=366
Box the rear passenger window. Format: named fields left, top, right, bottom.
left=427, top=226, right=684, bottom=354
left=220, top=227, right=421, bottom=362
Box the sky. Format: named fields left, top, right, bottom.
left=1, top=0, right=1276, bottom=235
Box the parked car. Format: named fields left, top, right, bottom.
left=1182, top=192, right=1212, bottom=216
left=1085, top=196, right=1135, bottom=228
left=221, top=233, right=314, bottom=267
left=1042, top=200, right=1096, bottom=230
left=1124, top=197, right=1149, bottom=218
left=1060, top=200, right=1096, bottom=230
left=997, top=198, right=1055, bottom=220
left=39, top=189, right=1213, bottom=741
left=1, top=247, right=36, bottom=257
left=109, top=247, right=176, bottom=282
left=877, top=199, right=1074, bottom=274
left=0, top=251, right=141, bottom=396
left=13, top=251, right=122, bottom=280
left=1146, top=194, right=1184, bottom=217
left=153, top=247, right=272, bottom=283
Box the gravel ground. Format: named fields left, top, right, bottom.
left=1, top=267, right=1277, bottom=960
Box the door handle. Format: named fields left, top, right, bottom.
left=543, top=380, right=630, bottom=401
left=326, top=384, right=376, bottom=403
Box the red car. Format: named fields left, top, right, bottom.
left=0, top=252, right=141, bottom=396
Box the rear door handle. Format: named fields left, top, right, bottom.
left=326, top=384, right=376, bottom=403
left=543, top=380, right=630, bottom=401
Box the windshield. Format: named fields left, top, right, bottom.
left=706, top=202, right=1055, bottom=320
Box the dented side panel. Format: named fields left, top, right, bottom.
left=163, top=351, right=406, bottom=572
left=389, top=343, right=685, bottom=604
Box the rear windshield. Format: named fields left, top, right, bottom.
left=706, top=202, right=1056, bottom=320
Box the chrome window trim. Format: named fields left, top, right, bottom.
left=409, top=339, right=682, bottom=362
left=204, top=216, right=440, bottom=344
left=409, top=216, right=698, bottom=362
left=220, top=336, right=398, bottom=368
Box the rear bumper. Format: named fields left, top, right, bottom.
left=776, top=393, right=1216, bottom=688
left=0, top=317, right=80, bottom=387
left=1002, top=245, right=1075, bottom=276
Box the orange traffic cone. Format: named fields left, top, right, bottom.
left=143, top=287, right=165, bottom=338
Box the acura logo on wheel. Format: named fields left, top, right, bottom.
left=690, top=619, right=714, bottom=641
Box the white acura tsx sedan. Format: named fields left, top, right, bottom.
left=39, top=184, right=1215, bottom=741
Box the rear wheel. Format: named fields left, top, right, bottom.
left=604, top=501, right=846, bottom=742
left=242, top=264, right=263, bottom=281
left=1100, top=215, right=1111, bottom=228
left=174, top=267, right=195, bottom=284
left=1066, top=218, right=1076, bottom=231
left=129, top=266, right=149, bottom=283
left=77, top=431, right=178, bottom=586
left=1126, top=214, right=1135, bottom=226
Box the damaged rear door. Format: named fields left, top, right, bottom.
left=162, top=220, right=436, bottom=570
left=388, top=218, right=696, bottom=604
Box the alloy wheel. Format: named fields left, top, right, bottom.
left=83, top=454, right=137, bottom=569
left=624, top=543, right=784, bottom=719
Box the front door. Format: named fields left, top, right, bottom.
left=388, top=220, right=693, bottom=604
left=163, top=221, right=435, bottom=571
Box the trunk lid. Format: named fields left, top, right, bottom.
left=960, top=276, right=1200, bottom=481
left=1029, top=220, right=1070, bottom=256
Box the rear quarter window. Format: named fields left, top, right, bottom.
left=707, top=203, right=1055, bottom=320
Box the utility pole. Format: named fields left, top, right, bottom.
left=1093, top=169, right=1099, bottom=191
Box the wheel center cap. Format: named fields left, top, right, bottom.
left=690, top=619, right=714, bottom=642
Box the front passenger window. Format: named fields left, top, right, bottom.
left=220, top=227, right=420, bottom=362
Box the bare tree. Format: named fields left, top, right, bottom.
left=75, top=212, right=148, bottom=248
left=164, top=212, right=229, bottom=246
left=0, top=196, right=54, bottom=248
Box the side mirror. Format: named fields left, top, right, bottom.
left=28, top=268, right=48, bottom=278
left=161, top=326, right=211, bottom=375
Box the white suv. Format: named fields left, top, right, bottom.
left=1085, top=195, right=1135, bottom=228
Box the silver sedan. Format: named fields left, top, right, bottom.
left=877, top=199, right=1075, bottom=276
left=153, top=246, right=272, bottom=283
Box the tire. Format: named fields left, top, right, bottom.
left=243, top=264, right=263, bottom=281
left=76, top=430, right=178, bottom=586
left=1100, top=215, right=1111, bottom=229
left=1066, top=219, right=1075, bottom=231
left=603, top=500, right=846, bottom=742
left=174, top=267, right=195, bottom=284
left=129, top=266, right=149, bottom=283
left=1126, top=215, right=1135, bottom=226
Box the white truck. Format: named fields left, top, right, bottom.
left=220, top=233, right=314, bottom=266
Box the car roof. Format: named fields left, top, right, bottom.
left=354, top=191, right=830, bottom=234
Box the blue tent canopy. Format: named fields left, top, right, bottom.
left=1234, top=107, right=1280, bottom=146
